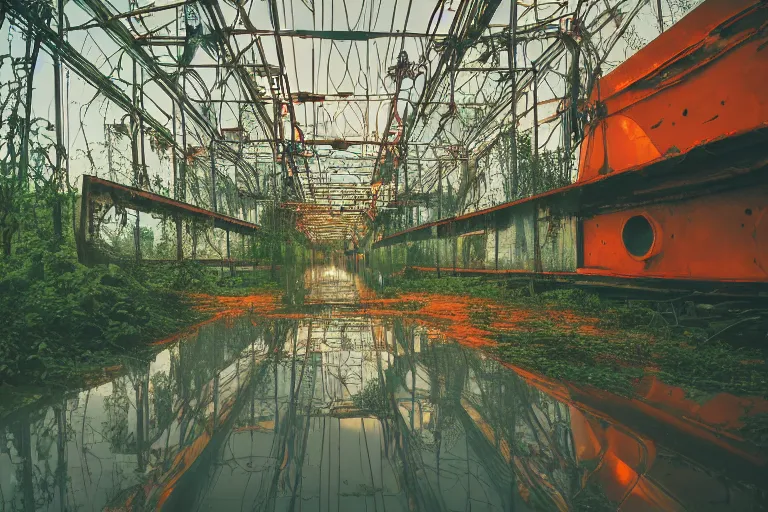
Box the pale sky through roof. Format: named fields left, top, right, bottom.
left=1, top=0, right=703, bottom=240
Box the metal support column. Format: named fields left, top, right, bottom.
left=227, top=229, right=233, bottom=277
left=494, top=217, right=499, bottom=271
left=52, top=0, right=65, bottom=243
left=532, top=65, right=542, bottom=273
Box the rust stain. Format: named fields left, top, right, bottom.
left=581, top=186, right=768, bottom=281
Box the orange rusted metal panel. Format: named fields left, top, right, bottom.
left=580, top=185, right=768, bottom=281
left=577, top=0, right=768, bottom=182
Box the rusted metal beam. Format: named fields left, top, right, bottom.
left=5, top=2, right=177, bottom=148
left=75, top=0, right=220, bottom=141
left=226, top=29, right=441, bottom=40
left=68, top=0, right=195, bottom=31
left=198, top=0, right=276, bottom=147
left=136, top=30, right=441, bottom=45
left=373, top=125, right=768, bottom=248
left=83, top=175, right=260, bottom=234
left=232, top=138, right=399, bottom=147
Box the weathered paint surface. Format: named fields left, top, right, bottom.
left=578, top=0, right=768, bottom=182
left=581, top=185, right=768, bottom=281
left=373, top=207, right=578, bottom=273
left=369, top=0, right=768, bottom=286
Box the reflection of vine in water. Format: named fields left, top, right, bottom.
left=102, top=379, right=133, bottom=454
left=385, top=320, right=590, bottom=510
left=352, top=380, right=392, bottom=418
left=151, top=371, right=174, bottom=432
left=464, top=353, right=595, bottom=509
left=5, top=410, right=63, bottom=511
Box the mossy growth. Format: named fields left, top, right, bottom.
left=379, top=274, right=768, bottom=404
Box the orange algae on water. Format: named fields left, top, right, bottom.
left=152, top=293, right=281, bottom=346
left=358, top=292, right=498, bottom=347
left=354, top=291, right=620, bottom=349
left=190, top=292, right=281, bottom=316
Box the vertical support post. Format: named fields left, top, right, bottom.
left=417, top=153, right=423, bottom=224
left=179, top=37, right=189, bottom=257
left=252, top=233, right=257, bottom=272
left=452, top=225, right=458, bottom=276
left=508, top=0, right=518, bottom=201
left=135, top=212, right=142, bottom=262
left=213, top=372, right=220, bottom=432
left=435, top=228, right=441, bottom=279
left=494, top=216, right=499, bottom=271
left=131, top=62, right=140, bottom=187
left=179, top=80, right=187, bottom=202
left=270, top=204, right=277, bottom=279
left=227, top=228, right=233, bottom=277
left=175, top=218, right=183, bottom=261
left=75, top=176, right=92, bottom=265
left=532, top=64, right=539, bottom=195
left=143, top=374, right=150, bottom=447
left=138, top=67, right=147, bottom=263
left=533, top=203, right=542, bottom=272
left=135, top=377, right=146, bottom=472
left=130, top=60, right=141, bottom=261
left=53, top=0, right=65, bottom=243
left=272, top=103, right=280, bottom=201
left=76, top=177, right=91, bottom=264
left=532, top=65, right=542, bottom=274
left=106, top=124, right=113, bottom=179
left=404, top=234, right=408, bottom=270
left=461, top=157, right=469, bottom=214
left=657, top=0, right=664, bottom=33
left=437, top=161, right=443, bottom=220
left=210, top=141, right=217, bottom=212
left=139, top=68, right=147, bottom=188
left=55, top=402, right=67, bottom=512
left=192, top=222, right=197, bottom=260
left=576, top=215, right=584, bottom=270
left=171, top=18, right=182, bottom=261
left=237, top=106, right=243, bottom=210
left=241, top=231, right=246, bottom=268
left=404, top=140, right=410, bottom=227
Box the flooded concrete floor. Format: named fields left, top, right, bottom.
left=1, top=266, right=766, bottom=511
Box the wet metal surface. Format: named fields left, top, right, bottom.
left=1, top=267, right=766, bottom=511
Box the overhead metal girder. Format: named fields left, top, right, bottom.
left=6, top=0, right=176, bottom=147
left=73, top=0, right=218, bottom=141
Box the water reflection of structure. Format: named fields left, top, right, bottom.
left=303, top=265, right=364, bottom=306
left=1, top=267, right=765, bottom=511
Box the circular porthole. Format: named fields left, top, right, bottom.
left=622, top=215, right=656, bottom=259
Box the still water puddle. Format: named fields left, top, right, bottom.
left=1, top=267, right=765, bottom=511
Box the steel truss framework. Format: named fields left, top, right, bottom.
left=3, top=0, right=694, bottom=244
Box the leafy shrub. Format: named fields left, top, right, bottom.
left=0, top=248, right=199, bottom=386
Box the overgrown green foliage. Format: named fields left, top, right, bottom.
left=380, top=274, right=768, bottom=402
left=380, top=273, right=525, bottom=300
left=128, top=260, right=280, bottom=295
left=0, top=247, right=201, bottom=387
left=0, top=190, right=293, bottom=392
left=494, top=333, right=645, bottom=396
left=742, top=414, right=768, bottom=449
left=352, top=381, right=392, bottom=418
